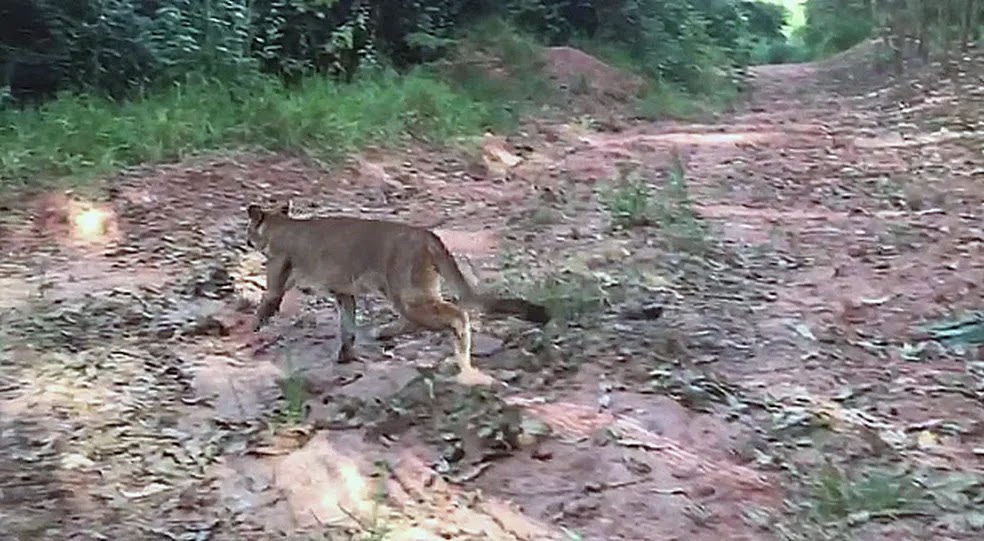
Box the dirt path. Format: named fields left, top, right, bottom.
left=3, top=53, right=984, bottom=541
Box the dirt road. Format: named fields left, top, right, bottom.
left=2, top=51, right=983, bottom=540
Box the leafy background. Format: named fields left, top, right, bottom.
left=2, top=0, right=792, bottom=101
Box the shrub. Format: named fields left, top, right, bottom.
left=2, top=0, right=792, bottom=102
left=748, top=38, right=810, bottom=65
left=796, top=0, right=875, bottom=57
left=0, top=71, right=510, bottom=186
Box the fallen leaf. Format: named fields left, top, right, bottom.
left=791, top=322, right=816, bottom=341
left=916, top=430, right=940, bottom=449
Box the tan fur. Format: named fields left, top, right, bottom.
left=245, top=203, right=550, bottom=386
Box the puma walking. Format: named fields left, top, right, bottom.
left=244, top=203, right=550, bottom=386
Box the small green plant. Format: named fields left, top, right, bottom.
left=598, top=164, right=656, bottom=229
left=807, top=467, right=926, bottom=522
left=658, top=158, right=708, bottom=253
left=599, top=158, right=708, bottom=253
left=658, top=154, right=708, bottom=247
left=279, top=365, right=306, bottom=425
left=530, top=206, right=564, bottom=225
left=360, top=460, right=392, bottom=541
left=529, top=271, right=609, bottom=324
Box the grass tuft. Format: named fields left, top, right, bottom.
left=278, top=366, right=306, bottom=426
left=807, top=466, right=926, bottom=522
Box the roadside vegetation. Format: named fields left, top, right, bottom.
left=0, top=0, right=791, bottom=189
left=749, top=0, right=984, bottom=65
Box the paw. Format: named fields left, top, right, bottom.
left=455, top=369, right=500, bottom=387
left=252, top=317, right=267, bottom=332
left=336, top=343, right=358, bottom=364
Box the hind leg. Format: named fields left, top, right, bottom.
left=397, top=299, right=497, bottom=386
left=334, top=293, right=358, bottom=363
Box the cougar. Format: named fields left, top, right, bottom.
left=244, top=203, right=551, bottom=386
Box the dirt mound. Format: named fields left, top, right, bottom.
left=817, top=38, right=889, bottom=70
left=541, top=46, right=645, bottom=103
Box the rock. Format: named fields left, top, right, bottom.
left=335, top=364, right=421, bottom=401
left=472, top=333, right=505, bottom=357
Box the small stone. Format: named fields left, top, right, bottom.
left=472, top=333, right=504, bottom=357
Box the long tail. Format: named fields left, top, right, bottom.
left=426, top=232, right=551, bottom=324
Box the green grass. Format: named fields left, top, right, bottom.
left=807, top=467, right=926, bottom=522
left=0, top=19, right=559, bottom=190
left=497, top=246, right=608, bottom=326
left=0, top=69, right=518, bottom=188
left=279, top=366, right=306, bottom=426
left=598, top=157, right=708, bottom=253
left=634, top=83, right=733, bottom=120
left=0, top=16, right=744, bottom=190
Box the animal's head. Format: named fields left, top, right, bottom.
left=245, top=202, right=291, bottom=250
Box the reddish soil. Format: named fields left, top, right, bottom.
left=3, top=45, right=984, bottom=541
left=541, top=46, right=646, bottom=102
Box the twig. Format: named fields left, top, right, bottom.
left=498, top=476, right=686, bottom=498
left=650, top=486, right=689, bottom=495
left=337, top=503, right=369, bottom=532
left=867, top=508, right=935, bottom=520
left=616, top=438, right=668, bottom=451
left=448, top=462, right=493, bottom=484
left=387, top=461, right=426, bottom=503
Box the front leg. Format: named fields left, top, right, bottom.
left=334, top=293, right=358, bottom=363
left=253, top=256, right=291, bottom=331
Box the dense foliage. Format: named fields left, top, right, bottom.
left=0, top=0, right=793, bottom=186
left=797, top=0, right=983, bottom=62
left=1, top=0, right=790, bottom=103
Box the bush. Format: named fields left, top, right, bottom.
left=2, top=0, right=792, bottom=102
left=438, top=17, right=553, bottom=105
left=0, top=71, right=511, bottom=186
left=796, top=0, right=875, bottom=58
left=748, top=38, right=810, bottom=65
left=0, top=17, right=555, bottom=188
left=0, top=0, right=801, bottom=189
left=1, top=0, right=479, bottom=101
left=795, top=0, right=984, bottom=63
